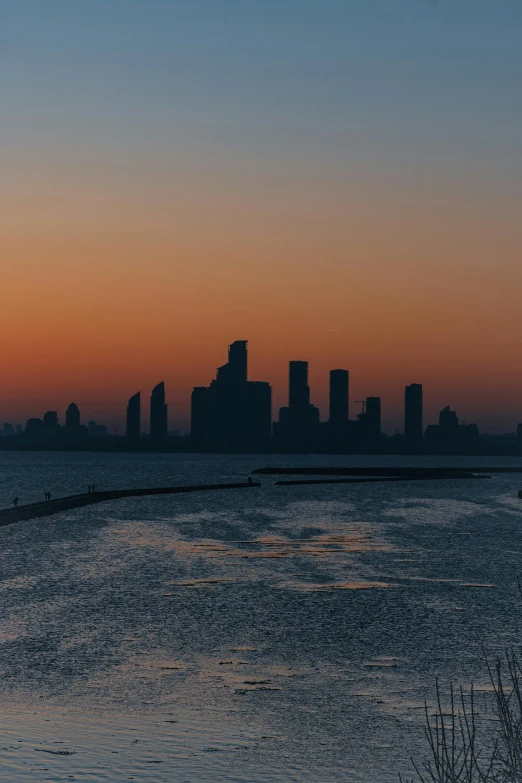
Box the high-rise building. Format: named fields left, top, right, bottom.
left=89, top=421, right=109, bottom=438
left=43, top=411, right=59, bottom=429
left=66, top=403, right=81, bottom=430
left=289, top=361, right=310, bottom=410
left=190, top=341, right=272, bottom=449
left=126, top=392, right=141, bottom=444
left=275, top=361, right=320, bottom=449
left=243, top=381, right=272, bottom=444
left=404, top=384, right=423, bottom=443
left=150, top=382, right=168, bottom=442
left=216, top=340, right=248, bottom=387
left=425, top=405, right=479, bottom=453
left=329, top=370, right=349, bottom=424
left=191, top=387, right=210, bottom=443
left=25, top=418, right=44, bottom=436
left=365, top=397, right=382, bottom=440
left=439, top=405, right=459, bottom=434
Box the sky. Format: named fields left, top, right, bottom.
left=2, top=0, right=522, bottom=434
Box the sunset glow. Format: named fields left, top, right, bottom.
left=2, top=1, right=522, bottom=433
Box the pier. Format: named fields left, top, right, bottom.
left=275, top=474, right=490, bottom=486
left=0, top=482, right=260, bottom=527
left=253, top=466, right=520, bottom=478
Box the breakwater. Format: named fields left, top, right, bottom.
left=253, top=466, right=519, bottom=477
left=0, top=482, right=260, bottom=527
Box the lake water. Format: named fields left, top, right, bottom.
left=1, top=451, right=522, bottom=782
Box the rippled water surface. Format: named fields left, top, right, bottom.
left=1, top=452, right=522, bottom=781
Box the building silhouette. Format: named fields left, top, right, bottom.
left=289, top=361, right=310, bottom=410
left=65, top=402, right=87, bottom=442
left=88, top=421, right=109, bottom=438
left=6, top=338, right=522, bottom=455
left=329, top=370, right=349, bottom=424
left=439, top=405, right=459, bottom=437
left=424, top=405, right=480, bottom=453
left=404, top=384, right=423, bottom=445
left=150, top=382, right=168, bottom=442
left=324, top=369, right=350, bottom=450
left=126, top=392, right=141, bottom=444
left=43, top=410, right=59, bottom=429
left=25, top=418, right=44, bottom=437
left=275, top=361, right=320, bottom=449
left=364, top=397, right=382, bottom=441
left=190, top=340, right=272, bottom=449
left=191, top=387, right=210, bottom=443
left=66, top=403, right=81, bottom=430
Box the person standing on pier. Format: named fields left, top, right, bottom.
left=13, top=497, right=19, bottom=508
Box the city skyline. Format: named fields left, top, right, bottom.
left=2, top=339, right=522, bottom=442
left=2, top=2, right=522, bottom=435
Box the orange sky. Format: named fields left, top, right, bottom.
left=3, top=2, right=522, bottom=434
left=2, top=153, right=522, bottom=433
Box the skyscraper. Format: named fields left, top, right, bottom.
left=217, top=340, right=248, bottom=386
left=404, top=384, right=423, bottom=443
left=43, top=410, right=59, bottom=429
left=190, top=341, right=272, bottom=448
left=126, top=392, right=141, bottom=444
left=150, top=382, right=168, bottom=442
left=275, top=361, right=320, bottom=449
left=289, top=361, right=310, bottom=410
left=365, top=397, right=381, bottom=440
left=439, top=405, right=459, bottom=434
left=329, top=369, right=349, bottom=424
left=190, top=386, right=210, bottom=444
left=66, top=403, right=81, bottom=430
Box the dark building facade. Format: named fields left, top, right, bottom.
left=424, top=405, right=480, bottom=453
left=65, top=402, right=87, bottom=442
left=126, top=392, right=141, bottom=444
left=275, top=361, right=320, bottom=449
left=191, top=387, right=210, bottom=443
left=43, top=411, right=59, bottom=429
left=190, top=341, right=272, bottom=450
left=289, top=361, right=310, bottom=410
left=150, top=382, right=168, bottom=442
left=404, top=383, right=423, bottom=445
left=324, top=369, right=350, bottom=450
left=439, top=405, right=459, bottom=436
left=66, top=403, right=81, bottom=430
left=329, top=369, right=349, bottom=424
left=364, top=397, right=382, bottom=441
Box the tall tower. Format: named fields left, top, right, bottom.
left=329, top=370, right=349, bottom=423
left=191, top=340, right=272, bottom=448
left=216, top=340, right=248, bottom=387
left=66, top=403, right=80, bottom=430
left=126, top=392, right=141, bottom=444
left=365, top=397, right=381, bottom=440
left=289, top=361, right=310, bottom=410
left=404, top=384, right=423, bottom=443
left=227, top=340, right=248, bottom=384
left=150, top=382, right=168, bottom=442
left=439, top=405, right=458, bottom=433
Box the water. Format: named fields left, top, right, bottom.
left=1, top=452, right=522, bottom=781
